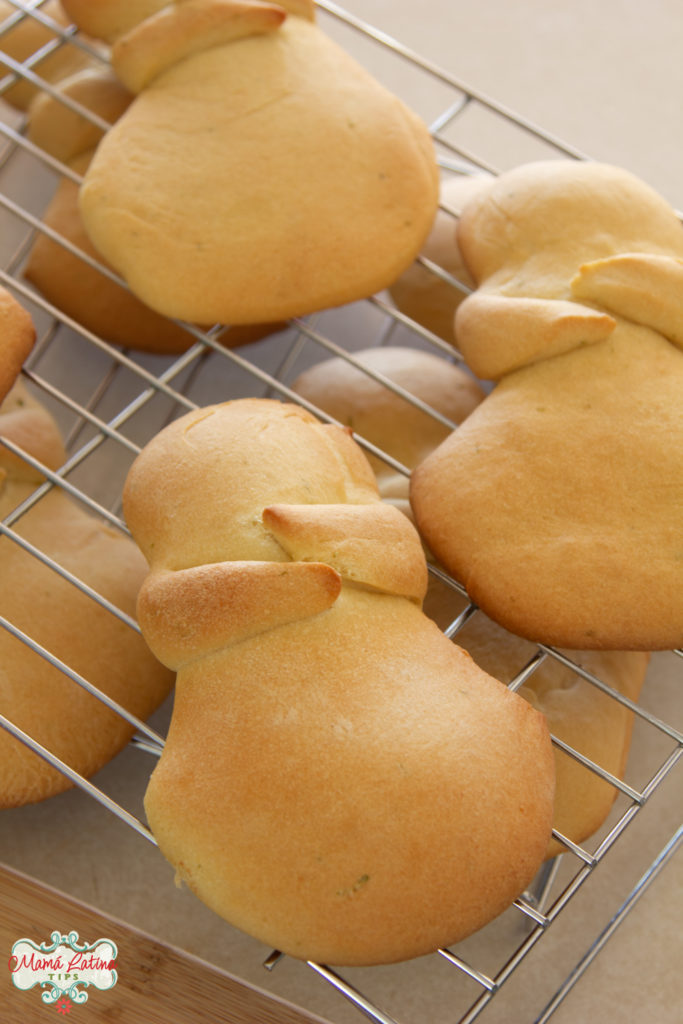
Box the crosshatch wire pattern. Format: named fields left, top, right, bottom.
left=0, top=2, right=681, bottom=1022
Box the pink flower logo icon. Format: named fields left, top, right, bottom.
left=55, top=996, right=72, bottom=1015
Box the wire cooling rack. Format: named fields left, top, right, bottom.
left=0, top=2, right=681, bottom=1022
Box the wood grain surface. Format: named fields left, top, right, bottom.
left=1, top=862, right=332, bottom=1024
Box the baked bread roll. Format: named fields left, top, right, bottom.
left=24, top=69, right=285, bottom=353
left=411, top=160, right=683, bottom=651
left=0, top=0, right=103, bottom=110
left=122, top=397, right=555, bottom=965
left=78, top=0, right=439, bottom=326
left=0, top=369, right=174, bottom=807
left=389, top=172, right=493, bottom=342
left=292, top=345, right=485, bottom=514
left=291, top=343, right=650, bottom=857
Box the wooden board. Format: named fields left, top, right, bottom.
left=1, top=862, right=333, bottom=1024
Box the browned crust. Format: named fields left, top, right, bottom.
left=0, top=288, right=36, bottom=404
left=112, top=0, right=288, bottom=93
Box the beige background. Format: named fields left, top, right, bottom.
left=328, top=0, right=683, bottom=209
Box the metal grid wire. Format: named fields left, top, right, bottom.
left=0, top=2, right=681, bottom=1022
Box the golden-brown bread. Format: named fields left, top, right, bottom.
left=388, top=172, right=493, bottom=342
left=59, top=0, right=170, bottom=43
left=424, top=587, right=649, bottom=859
left=60, top=0, right=314, bottom=45
left=411, top=160, right=683, bottom=651
left=26, top=65, right=134, bottom=165
left=78, top=2, right=439, bottom=325
left=291, top=342, right=650, bottom=857
left=0, top=286, right=36, bottom=402
left=0, top=0, right=103, bottom=110
left=0, top=377, right=174, bottom=808
left=291, top=345, right=485, bottom=512
left=112, top=0, right=289, bottom=94
left=505, top=648, right=648, bottom=859
left=24, top=69, right=285, bottom=353
left=122, top=397, right=555, bottom=966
